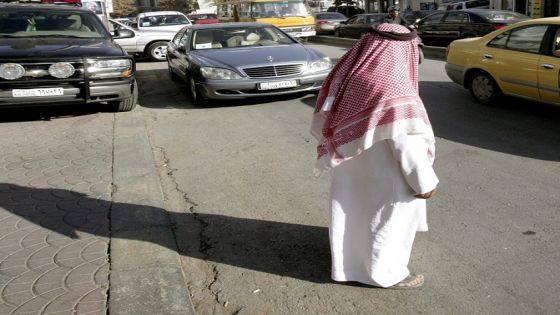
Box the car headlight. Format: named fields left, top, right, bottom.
left=200, top=67, right=242, bottom=80
left=0, top=63, right=25, bottom=80
left=87, top=59, right=133, bottom=79
left=308, top=57, right=332, bottom=73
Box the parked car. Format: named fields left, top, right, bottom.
left=445, top=17, right=560, bottom=106
left=333, top=13, right=385, bottom=38
left=0, top=3, right=137, bottom=111
left=109, top=19, right=176, bottom=61
left=188, top=13, right=219, bottom=24
left=136, top=11, right=192, bottom=32
left=415, top=9, right=531, bottom=47
left=401, top=9, right=438, bottom=24
left=166, top=23, right=332, bottom=105
left=326, top=5, right=365, bottom=18
left=314, top=12, right=348, bottom=34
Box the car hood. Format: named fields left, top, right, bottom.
left=192, top=44, right=322, bottom=68
left=0, top=38, right=126, bottom=59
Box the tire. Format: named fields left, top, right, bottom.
left=109, top=80, right=138, bottom=112
left=468, top=71, right=501, bottom=105
left=147, top=41, right=168, bottom=61
left=188, top=75, right=206, bottom=106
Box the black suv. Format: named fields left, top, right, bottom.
left=0, top=3, right=138, bottom=111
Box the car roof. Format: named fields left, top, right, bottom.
left=0, top=3, right=89, bottom=12
left=138, top=11, right=186, bottom=17
left=188, top=22, right=272, bottom=30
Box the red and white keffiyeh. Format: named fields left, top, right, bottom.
left=311, top=23, right=435, bottom=174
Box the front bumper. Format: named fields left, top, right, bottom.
left=445, top=63, right=467, bottom=87
left=196, top=71, right=328, bottom=100
left=0, top=78, right=135, bottom=108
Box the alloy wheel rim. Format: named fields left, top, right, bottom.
left=153, top=46, right=167, bottom=60
left=472, top=76, right=492, bottom=101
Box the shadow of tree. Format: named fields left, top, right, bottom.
left=0, top=183, right=332, bottom=283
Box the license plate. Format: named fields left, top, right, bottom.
left=258, top=80, right=298, bottom=91
left=13, top=88, right=64, bottom=97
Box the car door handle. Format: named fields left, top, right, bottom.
left=483, top=54, right=493, bottom=59
left=541, top=63, right=555, bottom=69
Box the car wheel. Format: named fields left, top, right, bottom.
left=469, top=71, right=501, bottom=105
left=188, top=75, right=206, bottom=106
left=109, top=80, right=138, bottom=112
left=334, top=29, right=341, bottom=37
left=147, top=41, right=168, bottom=61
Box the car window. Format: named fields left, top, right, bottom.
left=444, top=12, right=469, bottom=23
left=420, top=12, right=445, bottom=25
left=552, top=28, right=560, bottom=57
left=0, top=9, right=107, bottom=38
left=346, top=16, right=358, bottom=24
left=172, top=28, right=186, bottom=45
left=192, top=26, right=294, bottom=50
left=367, top=15, right=382, bottom=23
left=355, top=16, right=366, bottom=24
left=488, top=25, right=547, bottom=54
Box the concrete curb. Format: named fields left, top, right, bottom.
left=111, top=111, right=195, bottom=315
left=309, top=35, right=447, bottom=61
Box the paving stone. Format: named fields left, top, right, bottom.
left=0, top=114, right=112, bottom=314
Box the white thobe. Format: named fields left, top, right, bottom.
left=329, top=134, right=439, bottom=287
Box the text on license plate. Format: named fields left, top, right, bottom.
left=258, top=80, right=298, bottom=91
left=13, top=88, right=64, bottom=97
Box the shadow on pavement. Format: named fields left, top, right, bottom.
left=0, top=183, right=332, bottom=284
left=301, top=82, right=560, bottom=161
left=135, top=68, right=320, bottom=110
left=0, top=104, right=111, bottom=123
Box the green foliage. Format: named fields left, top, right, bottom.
left=157, top=0, right=197, bottom=13
left=112, top=0, right=137, bottom=17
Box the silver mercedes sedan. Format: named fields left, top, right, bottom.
left=166, top=23, right=333, bottom=104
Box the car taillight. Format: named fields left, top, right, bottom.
left=493, top=23, right=506, bottom=30
left=318, top=21, right=328, bottom=24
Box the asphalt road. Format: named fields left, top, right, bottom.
left=136, top=45, right=560, bottom=315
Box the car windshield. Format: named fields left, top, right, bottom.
left=477, top=11, right=531, bottom=22
left=191, top=26, right=295, bottom=50
left=251, top=1, right=311, bottom=18
left=316, top=13, right=347, bottom=20
left=139, top=14, right=189, bottom=27
left=0, top=9, right=107, bottom=38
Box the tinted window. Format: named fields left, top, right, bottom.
left=552, top=28, right=560, bottom=57
left=316, top=13, right=346, bottom=19
left=421, top=12, right=444, bottom=25
left=0, top=9, right=106, bottom=38
left=444, top=12, right=469, bottom=23
left=475, top=11, right=531, bottom=22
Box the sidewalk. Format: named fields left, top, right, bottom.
left=0, top=109, right=194, bottom=314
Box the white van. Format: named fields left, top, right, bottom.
left=136, top=11, right=192, bottom=32
left=439, top=0, right=490, bottom=10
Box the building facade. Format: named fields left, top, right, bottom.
left=361, top=0, right=559, bottom=16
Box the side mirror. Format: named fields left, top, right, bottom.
left=112, top=29, right=134, bottom=39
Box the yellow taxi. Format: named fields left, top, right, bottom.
left=445, top=17, right=560, bottom=106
